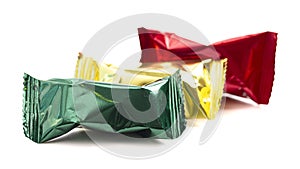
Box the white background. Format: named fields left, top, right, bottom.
left=1, top=0, right=299, bottom=168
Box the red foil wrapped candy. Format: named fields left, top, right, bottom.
left=138, top=27, right=277, bottom=104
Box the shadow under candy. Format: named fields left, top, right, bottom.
left=224, top=98, right=259, bottom=110
left=48, top=128, right=166, bottom=145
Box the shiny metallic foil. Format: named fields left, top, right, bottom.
left=23, top=72, right=185, bottom=143
left=138, top=27, right=277, bottom=104
left=75, top=54, right=227, bottom=119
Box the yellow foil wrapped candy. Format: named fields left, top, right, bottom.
left=75, top=53, right=227, bottom=119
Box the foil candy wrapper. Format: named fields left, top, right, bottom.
left=138, top=27, right=277, bottom=104
left=75, top=54, right=227, bottom=119
left=23, top=71, right=185, bottom=143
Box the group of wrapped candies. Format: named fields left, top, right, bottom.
left=23, top=28, right=277, bottom=143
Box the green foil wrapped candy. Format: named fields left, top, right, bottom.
left=23, top=71, right=185, bottom=143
